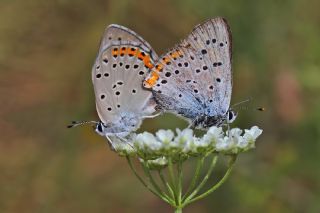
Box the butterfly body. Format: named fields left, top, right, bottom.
left=95, top=111, right=148, bottom=138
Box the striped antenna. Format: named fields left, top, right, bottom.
left=67, top=120, right=98, bottom=128
left=231, top=98, right=265, bottom=112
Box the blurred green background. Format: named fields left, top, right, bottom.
left=1, top=0, right=320, bottom=212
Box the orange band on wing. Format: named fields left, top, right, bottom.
left=112, top=48, right=119, bottom=57
left=128, top=48, right=136, bottom=56
left=143, top=55, right=154, bottom=69
left=162, top=56, right=170, bottom=64
left=111, top=46, right=155, bottom=69
left=110, top=45, right=163, bottom=88
left=138, top=52, right=145, bottom=60
left=119, top=47, right=127, bottom=56
left=143, top=71, right=159, bottom=88
left=135, top=48, right=141, bottom=57
left=156, top=64, right=163, bottom=72
left=170, top=52, right=179, bottom=59
left=144, top=49, right=184, bottom=88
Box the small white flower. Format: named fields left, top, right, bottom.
left=216, top=137, right=234, bottom=152
left=242, top=126, right=263, bottom=150
left=109, top=136, right=136, bottom=156
left=173, top=128, right=194, bottom=152
left=184, top=137, right=198, bottom=153
left=237, top=137, right=249, bottom=148
left=216, top=128, right=243, bottom=153
left=156, top=129, right=174, bottom=142
left=156, top=129, right=174, bottom=148
left=134, top=132, right=162, bottom=152
left=208, top=126, right=224, bottom=138
left=244, top=126, right=263, bottom=141
left=201, top=126, right=224, bottom=147
left=178, top=128, right=194, bottom=141
left=229, top=128, right=243, bottom=138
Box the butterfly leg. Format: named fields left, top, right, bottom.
left=112, top=134, right=137, bottom=152
left=105, top=135, right=130, bottom=151
left=188, top=119, right=197, bottom=129
left=112, top=133, right=131, bottom=142
left=220, top=122, right=230, bottom=136
left=143, top=112, right=162, bottom=119
left=105, top=135, right=116, bottom=151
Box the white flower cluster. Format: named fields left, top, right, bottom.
left=109, top=126, right=263, bottom=160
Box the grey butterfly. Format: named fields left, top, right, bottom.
left=144, top=17, right=236, bottom=129
left=69, top=24, right=158, bottom=139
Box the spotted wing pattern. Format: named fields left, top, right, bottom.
left=144, top=17, right=232, bottom=127
left=93, top=24, right=158, bottom=135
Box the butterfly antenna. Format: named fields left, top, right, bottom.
left=231, top=98, right=253, bottom=109
left=67, top=120, right=98, bottom=128
left=257, top=107, right=266, bottom=111
left=231, top=98, right=266, bottom=112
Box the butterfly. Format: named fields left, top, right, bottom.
left=69, top=24, right=159, bottom=140
left=143, top=17, right=237, bottom=129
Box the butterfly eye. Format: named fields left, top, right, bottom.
left=228, top=111, right=233, bottom=120
left=227, top=110, right=237, bottom=123
left=97, top=123, right=103, bottom=133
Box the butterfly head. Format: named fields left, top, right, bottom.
left=95, top=121, right=107, bottom=136
left=195, top=109, right=237, bottom=129
left=226, top=109, right=237, bottom=124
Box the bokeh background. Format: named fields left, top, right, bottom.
left=1, top=0, right=320, bottom=212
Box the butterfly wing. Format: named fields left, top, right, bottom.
left=144, top=17, right=232, bottom=126
left=92, top=25, right=158, bottom=132
left=97, top=24, right=158, bottom=61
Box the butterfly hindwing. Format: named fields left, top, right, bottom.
left=145, top=17, right=232, bottom=127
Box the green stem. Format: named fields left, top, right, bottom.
left=183, top=155, right=218, bottom=203
left=175, top=207, right=182, bottom=213
left=158, top=170, right=175, bottom=201
left=126, top=157, right=171, bottom=204
left=177, top=157, right=183, bottom=206
left=182, top=156, right=205, bottom=200
left=140, top=161, right=173, bottom=204
left=183, top=155, right=237, bottom=206
left=168, top=157, right=179, bottom=205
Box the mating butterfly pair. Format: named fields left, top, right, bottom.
left=70, top=17, right=237, bottom=139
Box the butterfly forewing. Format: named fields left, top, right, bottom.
left=93, top=25, right=158, bottom=126
left=98, top=24, right=158, bottom=60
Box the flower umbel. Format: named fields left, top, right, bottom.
left=112, top=126, right=262, bottom=160
left=109, top=126, right=262, bottom=212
